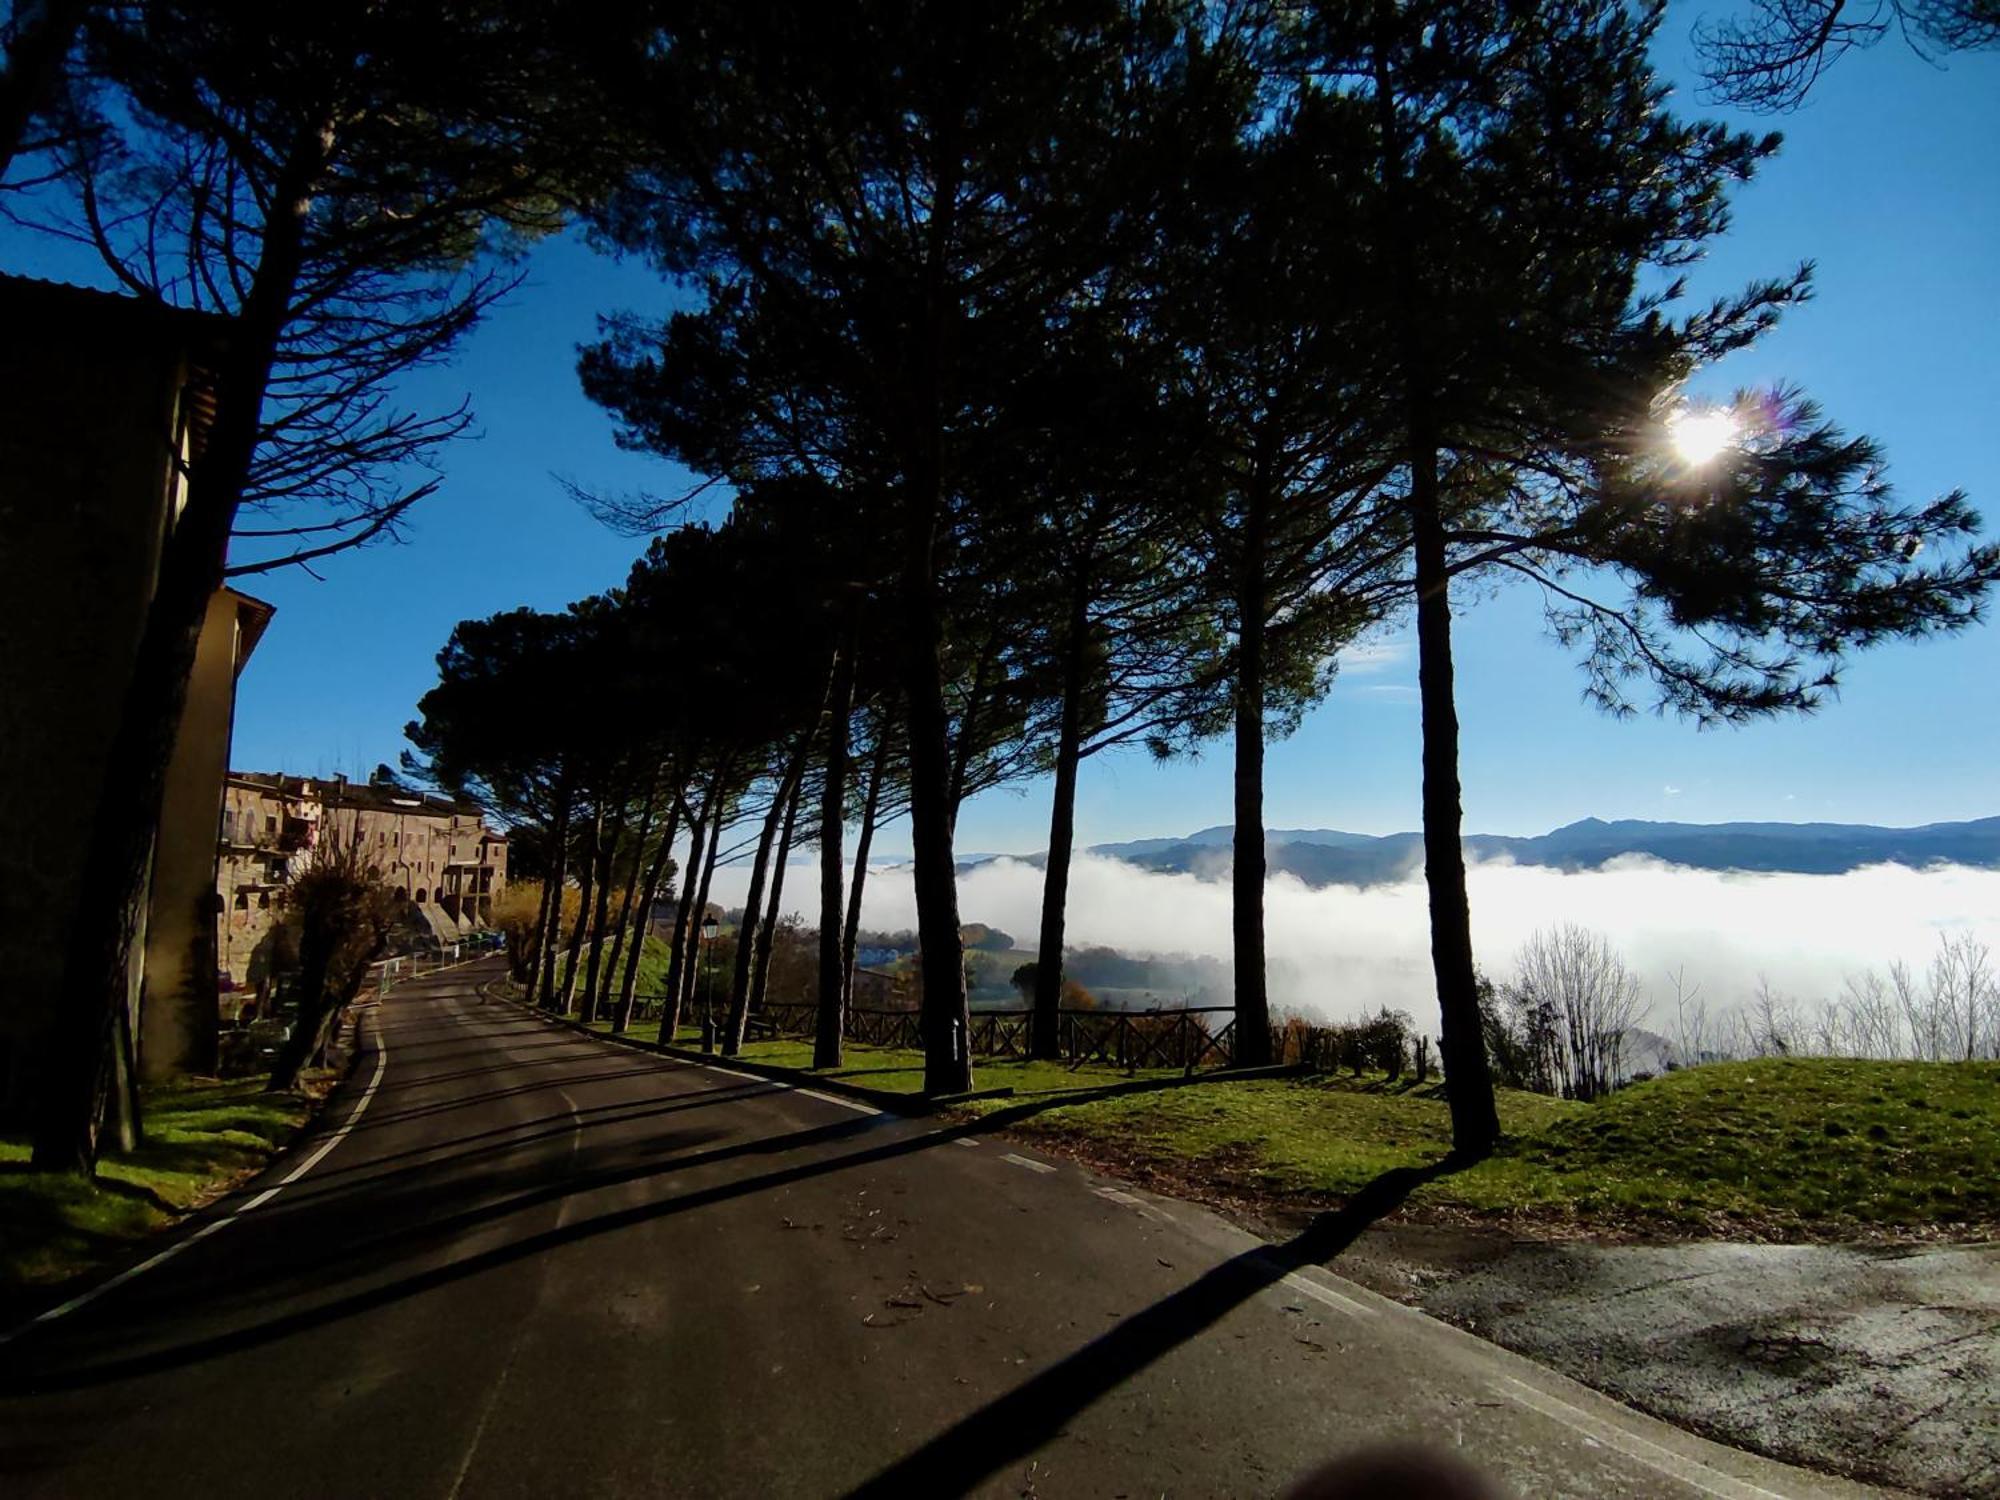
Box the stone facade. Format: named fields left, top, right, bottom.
left=0, top=273, right=273, bottom=1111
left=217, top=773, right=508, bottom=993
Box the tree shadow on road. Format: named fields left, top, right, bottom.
left=0, top=1039, right=1467, bottom=1423
left=844, top=1154, right=1472, bottom=1497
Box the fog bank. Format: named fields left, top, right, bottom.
left=704, top=853, right=2000, bottom=1032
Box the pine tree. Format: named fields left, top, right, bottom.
left=1304, top=0, right=1998, bottom=1154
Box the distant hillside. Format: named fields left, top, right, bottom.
left=1072, top=816, right=2000, bottom=888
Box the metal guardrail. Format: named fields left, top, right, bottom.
left=369, top=947, right=474, bottom=999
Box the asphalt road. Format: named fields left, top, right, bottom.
left=0, top=960, right=1891, bottom=1498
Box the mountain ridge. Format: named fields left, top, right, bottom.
left=1014, top=815, right=2000, bottom=886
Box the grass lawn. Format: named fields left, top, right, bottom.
left=0, top=1077, right=314, bottom=1293
left=542, top=981, right=1999, bottom=1236
left=545, top=935, right=675, bottom=1009
left=628, top=936, right=673, bottom=996
left=569, top=1009, right=1156, bottom=1097
left=690, top=1037, right=1157, bottom=1097
left=993, top=1058, right=2000, bottom=1236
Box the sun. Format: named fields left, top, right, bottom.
left=1667, top=406, right=1740, bottom=467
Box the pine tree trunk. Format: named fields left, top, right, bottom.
left=843, top=729, right=888, bottom=1012
left=525, top=842, right=556, bottom=986
left=601, top=773, right=661, bottom=1022
left=558, top=802, right=600, bottom=1015
left=945, top=647, right=993, bottom=835
left=1412, top=443, right=1501, bottom=1153
left=1372, top=29, right=1501, bottom=1156
left=660, top=788, right=711, bottom=1043
left=1032, top=582, right=1090, bottom=1060
left=615, top=797, right=680, bottom=1034
left=750, top=767, right=803, bottom=1016
left=681, top=793, right=725, bottom=1027
left=579, top=800, right=622, bottom=1024
left=536, top=779, right=572, bottom=1010
left=1231, top=493, right=1273, bottom=1067
left=32, top=116, right=333, bottom=1174
left=108, top=1000, right=141, bottom=1154
left=903, top=553, right=971, bottom=1094
left=815, top=635, right=857, bottom=1068
left=724, top=744, right=806, bottom=1053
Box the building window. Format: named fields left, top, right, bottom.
left=265, top=814, right=277, bottom=837
left=234, top=889, right=249, bottom=910
left=257, top=891, right=270, bottom=909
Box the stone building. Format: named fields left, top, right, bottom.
left=0, top=274, right=275, bottom=1117
left=217, top=773, right=507, bottom=993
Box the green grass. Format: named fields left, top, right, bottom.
left=996, top=1058, right=2000, bottom=1235
left=563, top=1004, right=1156, bottom=1098
left=550, top=934, right=675, bottom=1000
left=628, top=936, right=674, bottom=996
left=0, top=1078, right=312, bottom=1292
left=696, top=1038, right=1155, bottom=1097
left=539, top=981, right=2000, bottom=1236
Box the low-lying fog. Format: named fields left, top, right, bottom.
left=705, top=853, right=2000, bottom=1032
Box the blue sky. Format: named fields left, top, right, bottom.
left=7, top=7, right=1995, bottom=856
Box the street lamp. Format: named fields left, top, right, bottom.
left=700, top=912, right=720, bottom=1053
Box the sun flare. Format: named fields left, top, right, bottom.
left=1668, top=406, right=1739, bottom=467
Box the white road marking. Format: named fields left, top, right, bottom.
left=1488, top=1375, right=1786, bottom=1500
left=953, top=1137, right=981, bottom=1148
left=449, top=1080, right=584, bottom=1500
left=797, top=1087, right=882, bottom=1117
left=1279, top=1270, right=1377, bottom=1321
left=685, top=1062, right=879, bottom=1116
left=523, top=1004, right=890, bottom=1123
left=696, top=1062, right=768, bottom=1085
left=1001, top=1153, right=1057, bottom=1174
left=1093, top=1186, right=1176, bottom=1224
left=0, top=1006, right=393, bottom=1344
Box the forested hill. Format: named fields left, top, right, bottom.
left=1058, top=816, right=2000, bottom=888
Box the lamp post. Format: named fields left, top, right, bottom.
left=699, top=912, right=720, bottom=1052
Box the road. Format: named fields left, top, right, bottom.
left=0, top=960, right=1889, bottom=1498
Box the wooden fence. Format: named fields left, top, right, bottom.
left=621, top=995, right=1425, bottom=1080
left=643, top=997, right=1241, bottom=1071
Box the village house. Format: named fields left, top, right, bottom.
left=216, top=772, right=508, bottom=996
left=0, top=273, right=274, bottom=1117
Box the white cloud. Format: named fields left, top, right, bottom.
left=714, top=853, right=2000, bottom=1036
left=1336, top=639, right=1410, bottom=675
left=1663, top=784, right=1683, bottom=797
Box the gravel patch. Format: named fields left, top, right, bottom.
left=1417, top=1240, right=2000, bottom=1498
